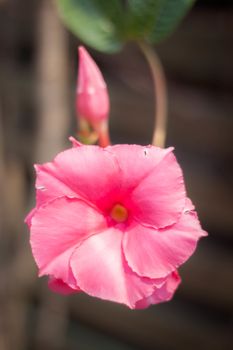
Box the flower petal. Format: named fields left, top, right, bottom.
left=35, top=162, right=77, bottom=207
left=126, top=151, right=186, bottom=229
left=35, top=145, right=120, bottom=210
left=48, top=277, right=78, bottom=295
left=25, top=207, right=37, bottom=227
left=135, top=271, right=181, bottom=309
left=123, top=211, right=207, bottom=279
left=184, top=197, right=195, bottom=212
left=69, top=136, right=82, bottom=148
left=106, top=144, right=173, bottom=191
left=30, top=196, right=107, bottom=286
left=70, top=227, right=157, bottom=308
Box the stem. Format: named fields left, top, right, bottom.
left=95, top=121, right=111, bottom=147
left=138, top=41, right=168, bottom=148
left=78, top=118, right=111, bottom=147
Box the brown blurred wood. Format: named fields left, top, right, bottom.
left=4, top=161, right=25, bottom=234
left=158, top=10, right=233, bottom=88
left=35, top=288, right=68, bottom=350
left=0, top=337, right=7, bottom=350
left=35, top=0, right=70, bottom=162
left=1, top=163, right=28, bottom=350
left=0, top=103, right=6, bottom=238
left=2, top=300, right=28, bottom=350
left=169, top=83, right=233, bottom=158
left=70, top=292, right=232, bottom=350
left=34, top=0, right=70, bottom=348
left=0, top=103, right=9, bottom=350
left=180, top=243, right=233, bottom=310
left=0, top=90, right=29, bottom=350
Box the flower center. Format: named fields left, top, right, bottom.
left=110, top=204, right=128, bottom=223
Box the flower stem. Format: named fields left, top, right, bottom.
left=138, top=41, right=168, bottom=148
left=78, top=118, right=111, bottom=147
left=94, top=121, right=111, bottom=148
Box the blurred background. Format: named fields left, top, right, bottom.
left=0, top=0, right=233, bottom=349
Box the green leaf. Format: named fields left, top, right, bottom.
left=147, top=0, right=196, bottom=44
left=123, top=0, right=161, bottom=40
left=56, top=0, right=196, bottom=52
left=56, top=0, right=124, bottom=52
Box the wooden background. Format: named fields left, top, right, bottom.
left=0, top=0, right=232, bottom=349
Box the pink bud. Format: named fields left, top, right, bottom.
left=76, top=46, right=109, bottom=123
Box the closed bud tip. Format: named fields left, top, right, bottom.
left=76, top=46, right=109, bottom=123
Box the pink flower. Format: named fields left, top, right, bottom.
left=26, top=139, right=207, bottom=309
left=76, top=46, right=109, bottom=123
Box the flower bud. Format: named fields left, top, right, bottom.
left=76, top=46, right=109, bottom=123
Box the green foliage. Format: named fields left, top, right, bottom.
left=57, top=0, right=196, bottom=52
left=148, top=0, right=196, bottom=43
left=56, top=0, right=123, bottom=52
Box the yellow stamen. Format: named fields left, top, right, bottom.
left=110, top=204, right=128, bottom=223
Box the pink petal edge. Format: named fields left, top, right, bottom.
left=30, top=196, right=107, bottom=287
left=48, top=277, right=78, bottom=295
left=123, top=209, right=207, bottom=279
left=135, top=271, right=181, bottom=309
